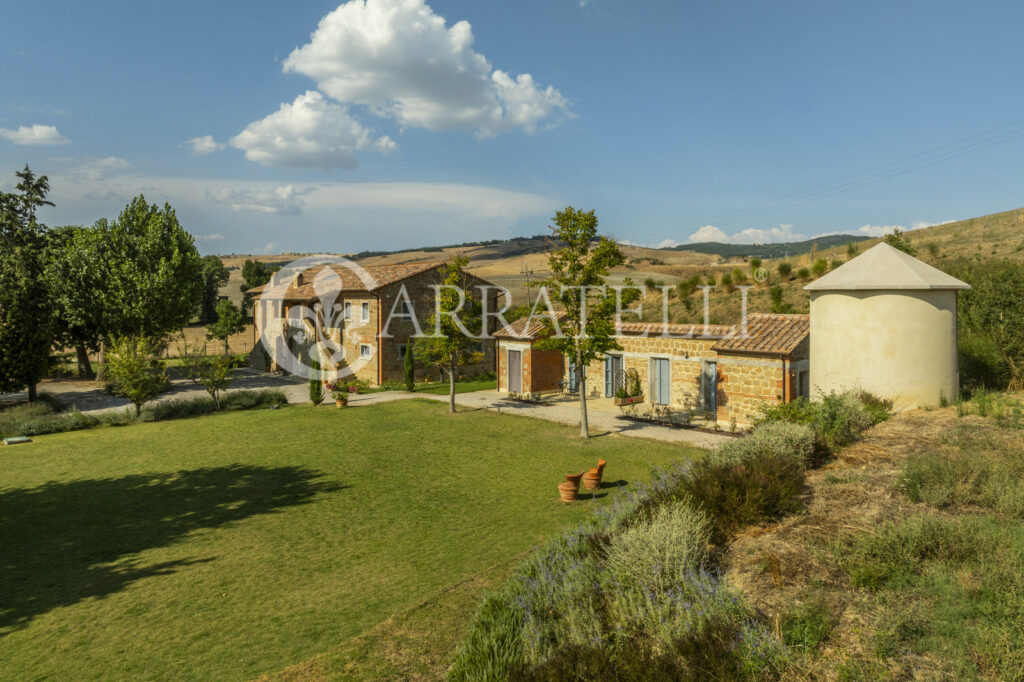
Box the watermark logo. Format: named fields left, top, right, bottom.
left=254, top=257, right=759, bottom=380
left=257, top=255, right=378, bottom=381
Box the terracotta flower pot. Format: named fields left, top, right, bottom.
left=565, top=471, right=585, bottom=490
left=582, top=470, right=601, bottom=491
left=335, top=399, right=347, bottom=408
left=595, top=460, right=606, bottom=481
left=558, top=481, right=579, bottom=503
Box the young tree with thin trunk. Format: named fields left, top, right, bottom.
left=105, top=335, right=168, bottom=416
left=534, top=207, right=638, bottom=438
left=206, top=299, right=246, bottom=355
left=180, top=339, right=234, bottom=410
left=415, top=257, right=483, bottom=413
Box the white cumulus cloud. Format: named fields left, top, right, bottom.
left=231, top=91, right=395, bottom=169
left=687, top=223, right=805, bottom=244
left=0, top=124, right=69, bottom=145
left=206, top=184, right=311, bottom=215
left=688, top=225, right=731, bottom=242
left=183, top=135, right=225, bottom=155
left=853, top=224, right=903, bottom=237
left=281, top=0, right=571, bottom=138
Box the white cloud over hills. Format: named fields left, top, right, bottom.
left=686, top=223, right=806, bottom=244
left=38, top=169, right=559, bottom=254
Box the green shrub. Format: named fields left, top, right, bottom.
left=855, top=391, right=893, bottom=425
left=450, top=465, right=788, bottom=681
left=708, top=421, right=815, bottom=469
left=221, top=389, right=287, bottom=410
left=604, top=502, right=710, bottom=591
left=143, top=390, right=288, bottom=422
left=309, top=379, right=324, bottom=405
left=780, top=599, right=834, bottom=652
left=844, top=515, right=994, bottom=590
left=682, top=451, right=805, bottom=544
left=756, top=392, right=878, bottom=459
left=901, top=441, right=1024, bottom=517
left=142, top=396, right=214, bottom=421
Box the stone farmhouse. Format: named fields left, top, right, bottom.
left=494, top=312, right=810, bottom=427
left=248, top=262, right=499, bottom=385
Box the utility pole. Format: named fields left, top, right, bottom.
left=521, top=260, right=535, bottom=307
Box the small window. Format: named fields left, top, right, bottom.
left=361, top=301, right=370, bottom=322
left=343, top=302, right=351, bottom=320
left=398, top=301, right=413, bottom=318
left=399, top=343, right=408, bottom=358
left=360, top=344, right=371, bottom=359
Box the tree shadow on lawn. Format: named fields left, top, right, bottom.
left=0, top=464, right=344, bottom=634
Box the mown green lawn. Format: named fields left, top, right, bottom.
left=0, top=399, right=699, bottom=680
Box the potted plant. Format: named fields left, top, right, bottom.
left=613, top=385, right=644, bottom=407
left=330, top=384, right=348, bottom=408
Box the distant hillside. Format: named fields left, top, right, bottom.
left=667, top=234, right=863, bottom=259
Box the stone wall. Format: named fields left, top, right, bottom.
left=376, top=272, right=497, bottom=384
left=572, top=333, right=791, bottom=426
left=496, top=341, right=560, bottom=394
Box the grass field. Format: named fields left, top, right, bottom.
left=0, top=399, right=698, bottom=680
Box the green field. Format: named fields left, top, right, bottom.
left=0, top=399, right=699, bottom=680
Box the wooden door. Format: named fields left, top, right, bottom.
left=508, top=350, right=522, bottom=393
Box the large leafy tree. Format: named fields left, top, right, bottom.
left=0, top=166, right=55, bottom=400
left=241, top=259, right=276, bottom=290
left=101, top=195, right=204, bottom=339
left=198, top=255, right=230, bottom=323
left=415, top=257, right=483, bottom=414
left=535, top=207, right=639, bottom=438
left=46, top=225, right=109, bottom=378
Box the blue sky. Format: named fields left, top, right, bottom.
left=2, top=0, right=1023, bottom=255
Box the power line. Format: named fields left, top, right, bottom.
left=642, top=115, right=1024, bottom=245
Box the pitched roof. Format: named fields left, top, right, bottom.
left=617, top=322, right=734, bottom=338
left=711, top=313, right=809, bottom=356
left=494, top=317, right=734, bottom=341
left=493, top=313, right=567, bottom=339
left=804, top=242, right=970, bottom=291
left=248, top=261, right=445, bottom=301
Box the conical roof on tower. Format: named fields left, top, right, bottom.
left=804, top=242, right=970, bottom=291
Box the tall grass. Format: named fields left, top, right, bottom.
left=901, top=428, right=1024, bottom=517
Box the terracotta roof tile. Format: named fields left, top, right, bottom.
left=616, top=322, right=734, bottom=338
left=493, top=313, right=567, bottom=339
left=711, top=313, right=809, bottom=356
left=249, top=261, right=444, bottom=301
left=494, top=317, right=733, bottom=340
left=495, top=312, right=809, bottom=358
